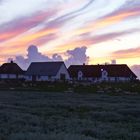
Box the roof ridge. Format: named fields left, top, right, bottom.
left=31, top=61, right=64, bottom=64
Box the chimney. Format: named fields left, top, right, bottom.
left=10, top=60, right=14, bottom=63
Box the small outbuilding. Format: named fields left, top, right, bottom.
left=25, top=61, right=70, bottom=81
left=0, top=61, right=24, bottom=80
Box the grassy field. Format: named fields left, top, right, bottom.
left=0, top=91, right=140, bottom=140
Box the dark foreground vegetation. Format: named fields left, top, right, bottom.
left=0, top=80, right=140, bottom=94
left=0, top=89, right=140, bottom=140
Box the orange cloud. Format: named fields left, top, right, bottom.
left=0, top=27, right=58, bottom=56
left=111, top=47, right=140, bottom=59
left=74, top=9, right=140, bottom=35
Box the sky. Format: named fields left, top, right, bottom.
left=0, top=0, right=140, bottom=77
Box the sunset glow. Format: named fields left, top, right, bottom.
left=0, top=0, right=140, bottom=77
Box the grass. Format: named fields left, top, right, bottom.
left=74, top=82, right=140, bottom=94
left=0, top=81, right=140, bottom=94
left=0, top=90, right=139, bottom=140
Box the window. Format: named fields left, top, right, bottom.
left=48, top=75, right=52, bottom=79
left=78, top=71, right=83, bottom=80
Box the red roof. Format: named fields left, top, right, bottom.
left=68, top=64, right=137, bottom=78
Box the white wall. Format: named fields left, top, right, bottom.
left=0, top=74, right=16, bottom=79
left=89, top=76, right=131, bottom=82
left=37, top=76, right=51, bottom=81
left=0, top=74, right=25, bottom=79
left=25, top=75, right=51, bottom=81
left=9, top=74, right=17, bottom=79
left=39, top=76, right=48, bottom=81
left=18, top=74, right=25, bottom=79
left=118, top=77, right=130, bottom=81
left=25, top=64, right=70, bottom=81
left=109, top=77, right=115, bottom=81
left=56, top=64, right=70, bottom=80
left=0, top=74, right=8, bottom=79
left=99, top=77, right=130, bottom=82
left=25, top=75, right=32, bottom=81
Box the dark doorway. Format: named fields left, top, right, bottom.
left=60, top=74, right=66, bottom=81
left=32, top=75, right=37, bottom=81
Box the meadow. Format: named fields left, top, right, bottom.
left=0, top=89, right=140, bottom=140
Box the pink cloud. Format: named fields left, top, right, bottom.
left=112, top=47, right=140, bottom=59
left=0, top=10, right=58, bottom=42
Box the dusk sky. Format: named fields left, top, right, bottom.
left=0, top=0, right=140, bottom=76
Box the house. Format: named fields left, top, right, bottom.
left=25, top=61, right=70, bottom=81
left=0, top=61, right=25, bottom=80
left=68, top=64, right=137, bottom=82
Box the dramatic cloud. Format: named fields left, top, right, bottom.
left=65, top=46, right=89, bottom=66
left=10, top=45, right=88, bottom=70
left=13, top=45, right=62, bottom=69
left=0, top=0, right=140, bottom=66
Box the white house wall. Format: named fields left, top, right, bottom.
left=31, top=76, right=59, bottom=81
left=0, top=74, right=16, bottom=79
left=98, top=77, right=130, bottom=82
left=37, top=76, right=53, bottom=81
left=0, top=74, right=8, bottom=79
left=56, top=64, right=70, bottom=80
left=39, top=76, right=48, bottom=81
left=9, top=74, right=17, bottom=79
left=118, top=77, right=130, bottom=81
left=18, top=75, right=25, bottom=79
left=108, top=77, right=130, bottom=82
left=25, top=65, right=70, bottom=81
left=72, top=76, right=131, bottom=82
left=25, top=76, right=32, bottom=81
left=109, top=77, right=115, bottom=81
